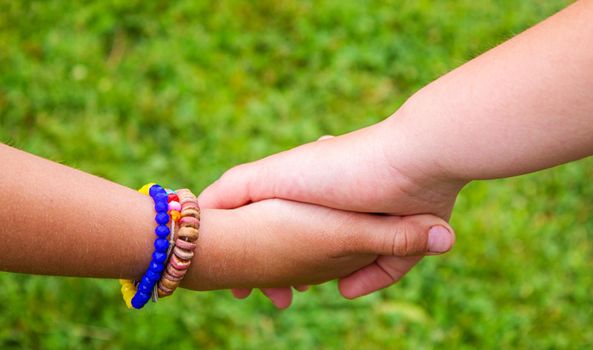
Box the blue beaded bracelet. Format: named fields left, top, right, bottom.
left=129, top=183, right=171, bottom=309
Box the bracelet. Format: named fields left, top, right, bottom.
left=119, top=183, right=172, bottom=309
left=156, top=188, right=200, bottom=298
left=119, top=185, right=199, bottom=308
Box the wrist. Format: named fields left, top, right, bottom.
left=382, top=93, right=470, bottom=187
left=372, top=95, right=468, bottom=218
left=179, top=209, right=222, bottom=291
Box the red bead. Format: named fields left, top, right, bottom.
left=168, top=193, right=179, bottom=203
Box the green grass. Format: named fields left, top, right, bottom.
left=1, top=0, right=591, bottom=349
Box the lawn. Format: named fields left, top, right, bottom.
left=1, top=0, right=591, bottom=349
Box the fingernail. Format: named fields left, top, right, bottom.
left=428, top=225, right=453, bottom=253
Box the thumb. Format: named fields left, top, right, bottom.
left=199, top=125, right=389, bottom=210
left=335, top=214, right=454, bottom=299
left=350, top=214, right=455, bottom=257
left=198, top=137, right=339, bottom=209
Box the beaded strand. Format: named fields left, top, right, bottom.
left=151, top=189, right=182, bottom=303
left=156, top=188, right=200, bottom=298
left=119, top=183, right=171, bottom=309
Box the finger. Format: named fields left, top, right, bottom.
left=338, top=256, right=422, bottom=299
left=198, top=125, right=390, bottom=211
left=261, top=288, right=293, bottom=309
left=317, top=135, right=334, bottom=141
left=294, top=285, right=309, bottom=292
left=231, top=288, right=252, bottom=299
left=348, top=214, right=455, bottom=257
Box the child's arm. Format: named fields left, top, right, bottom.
left=386, top=0, right=593, bottom=183
left=198, top=0, right=593, bottom=298
left=0, top=143, right=453, bottom=291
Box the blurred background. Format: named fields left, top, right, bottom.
left=1, top=0, right=592, bottom=349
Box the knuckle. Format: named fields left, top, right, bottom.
left=389, top=216, right=427, bottom=256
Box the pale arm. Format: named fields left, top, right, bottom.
left=391, top=0, right=593, bottom=183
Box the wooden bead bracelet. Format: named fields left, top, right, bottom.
left=156, top=188, right=200, bottom=298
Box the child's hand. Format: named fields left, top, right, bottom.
left=198, top=125, right=462, bottom=303
left=181, top=199, right=454, bottom=305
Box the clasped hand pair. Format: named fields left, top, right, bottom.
left=199, top=119, right=459, bottom=308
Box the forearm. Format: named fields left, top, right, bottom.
left=0, top=143, right=221, bottom=289
left=388, top=0, right=593, bottom=183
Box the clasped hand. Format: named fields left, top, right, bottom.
left=198, top=123, right=459, bottom=308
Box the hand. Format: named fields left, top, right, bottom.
left=199, top=110, right=465, bottom=302
left=181, top=199, right=454, bottom=308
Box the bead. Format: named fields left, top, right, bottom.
left=180, top=198, right=198, bottom=206
left=158, top=285, right=174, bottom=295
left=149, top=184, right=165, bottom=197
left=159, top=278, right=179, bottom=290
left=154, top=201, right=169, bottom=212
left=159, top=284, right=174, bottom=294
left=177, top=226, right=199, bottom=242
left=123, top=294, right=134, bottom=308
left=179, top=216, right=199, bottom=228
left=145, top=269, right=160, bottom=282
left=176, top=189, right=193, bottom=195
left=138, top=280, right=152, bottom=292
left=120, top=286, right=136, bottom=294
left=139, top=183, right=156, bottom=195
left=157, top=290, right=171, bottom=298
left=179, top=194, right=198, bottom=202
left=152, top=251, right=167, bottom=263
left=131, top=292, right=151, bottom=309
left=173, top=246, right=194, bottom=260
left=170, top=254, right=191, bottom=270
left=168, top=193, right=179, bottom=202
left=140, top=276, right=153, bottom=287
left=119, top=279, right=134, bottom=287
left=135, top=294, right=151, bottom=307
left=168, top=201, right=181, bottom=212
left=149, top=261, right=165, bottom=273
left=180, top=203, right=199, bottom=211
left=181, top=200, right=199, bottom=209
left=180, top=200, right=199, bottom=209
left=153, top=192, right=168, bottom=203
left=155, top=224, right=170, bottom=238
left=121, top=284, right=135, bottom=293
left=175, top=238, right=197, bottom=251
left=166, top=264, right=186, bottom=278
left=181, top=208, right=200, bottom=219
left=161, top=271, right=182, bottom=282
left=170, top=211, right=181, bottom=221
left=154, top=238, right=169, bottom=252
left=155, top=212, right=170, bottom=225
left=179, top=199, right=197, bottom=206
left=180, top=201, right=195, bottom=208
left=139, top=291, right=152, bottom=302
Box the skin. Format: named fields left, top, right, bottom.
left=0, top=144, right=454, bottom=308
left=199, top=0, right=593, bottom=304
